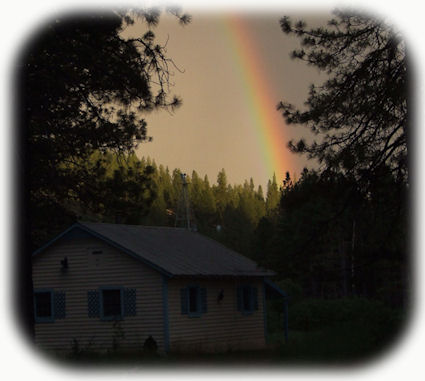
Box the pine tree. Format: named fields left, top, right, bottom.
left=214, top=168, right=229, bottom=221
left=257, top=185, right=264, bottom=201
left=278, top=11, right=407, bottom=186
left=266, top=173, right=280, bottom=214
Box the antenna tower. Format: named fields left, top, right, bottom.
left=175, top=173, right=197, bottom=231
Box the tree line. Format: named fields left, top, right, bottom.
left=39, top=150, right=281, bottom=259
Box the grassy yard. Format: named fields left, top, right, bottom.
left=53, top=298, right=406, bottom=368
left=269, top=326, right=400, bottom=366
left=55, top=324, right=404, bottom=368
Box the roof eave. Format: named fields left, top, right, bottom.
left=264, top=278, right=288, bottom=298
left=32, top=223, right=81, bottom=257
left=170, top=272, right=275, bottom=278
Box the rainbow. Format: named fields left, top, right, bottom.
left=219, top=15, right=293, bottom=185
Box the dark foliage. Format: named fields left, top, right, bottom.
left=278, top=10, right=408, bottom=187
left=19, top=11, right=187, bottom=247
left=259, top=169, right=407, bottom=305
left=265, top=11, right=409, bottom=329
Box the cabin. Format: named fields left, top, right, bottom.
left=32, top=221, right=287, bottom=354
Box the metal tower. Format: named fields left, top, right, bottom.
left=174, top=173, right=197, bottom=231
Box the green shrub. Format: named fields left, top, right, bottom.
left=268, top=297, right=406, bottom=362
left=288, top=297, right=399, bottom=332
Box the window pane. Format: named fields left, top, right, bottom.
left=102, top=289, right=121, bottom=317
left=243, top=287, right=251, bottom=311
left=35, top=292, right=52, bottom=318
left=189, top=287, right=198, bottom=313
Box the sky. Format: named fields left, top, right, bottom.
left=124, top=12, right=329, bottom=190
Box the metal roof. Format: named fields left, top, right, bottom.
left=36, top=222, right=275, bottom=278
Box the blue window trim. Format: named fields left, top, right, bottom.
left=99, top=286, right=124, bottom=321
left=240, top=285, right=255, bottom=315
left=181, top=285, right=207, bottom=317
left=34, top=288, right=55, bottom=323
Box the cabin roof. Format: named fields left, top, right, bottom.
left=33, top=222, right=275, bottom=278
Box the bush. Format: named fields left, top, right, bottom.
left=143, top=335, right=158, bottom=357
left=267, top=297, right=406, bottom=362
left=288, top=297, right=401, bottom=335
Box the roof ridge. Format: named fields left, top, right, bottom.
left=79, top=221, right=265, bottom=269
left=78, top=221, right=187, bottom=230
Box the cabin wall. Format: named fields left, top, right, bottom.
left=32, top=233, right=165, bottom=354
left=167, top=278, right=266, bottom=353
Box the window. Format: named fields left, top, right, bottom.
left=188, top=286, right=200, bottom=314
left=237, top=285, right=258, bottom=314
left=88, top=287, right=136, bottom=319
left=100, top=288, right=123, bottom=320
left=242, top=286, right=252, bottom=311
left=34, top=289, right=66, bottom=322
left=34, top=291, right=53, bottom=321
left=180, top=286, right=207, bottom=317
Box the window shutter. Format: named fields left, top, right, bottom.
left=252, top=287, right=258, bottom=311
left=237, top=286, right=242, bottom=311
left=180, top=288, right=188, bottom=314
left=124, top=288, right=137, bottom=316
left=200, top=287, right=207, bottom=313
left=54, top=291, right=66, bottom=319
left=87, top=290, right=100, bottom=318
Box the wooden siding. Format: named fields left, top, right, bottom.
left=32, top=235, right=165, bottom=353
left=167, top=278, right=266, bottom=353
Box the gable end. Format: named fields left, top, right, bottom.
left=32, top=223, right=172, bottom=278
